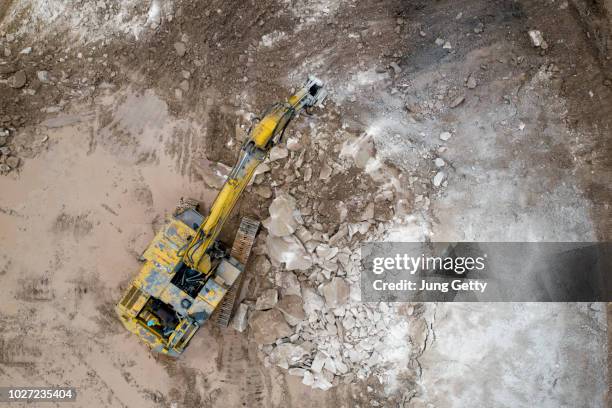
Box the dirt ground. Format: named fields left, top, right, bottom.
left=0, top=0, right=611, bottom=407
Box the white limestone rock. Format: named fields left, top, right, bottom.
left=269, top=343, right=308, bottom=369
left=231, top=303, right=249, bottom=332
left=302, top=287, right=326, bottom=315
left=266, top=234, right=313, bottom=270
left=269, top=145, right=289, bottom=161
left=321, top=277, right=350, bottom=309
left=433, top=171, right=445, bottom=187
left=263, top=193, right=299, bottom=237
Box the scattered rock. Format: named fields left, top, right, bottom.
left=288, top=368, right=306, bottom=377
left=316, top=244, right=339, bottom=261
left=275, top=270, right=301, bottom=296
left=249, top=309, right=292, bottom=344
left=466, top=73, right=477, bottom=89
left=8, top=70, right=27, bottom=89
left=254, top=185, right=273, bottom=199
left=311, top=372, right=333, bottom=390
left=174, top=41, right=187, bottom=57
left=434, top=158, right=445, bottom=167
left=319, top=163, right=332, bottom=180
left=433, top=171, right=445, bottom=187
left=302, top=370, right=314, bottom=386
left=439, top=131, right=452, bottom=141
left=443, top=41, right=452, bottom=49
left=301, top=286, right=325, bottom=315
left=528, top=30, right=548, bottom=49
left=276, top=294, right=305, bottom=325
left=434, top=38, right=445, bottom=46
left=6, top=156, right=20, bottom=169
left=263, top=193, right=299, bottom=237
left=311, top=351, right=326, bottom=373
left=449, top=95, right=465, bottom=108
left=266, top=234, right=313, bottom=270
left=389, top=61, right=402, bottom=75
left=321, top=277, right=350, bottom=309
left=359, top=202, right=375, bottom=221
left=340, top=136, right=375, bottom=169
left=231, top=303, right=249, bottom=332
left=20, top=47, right=32, bottom=55
left=303, top=166, right=312, bottom=182
left=286, top=137, right=302, bottom=151
left=269, top=343, right=308, bottom=369
left=255, top=288, right=279, bottom=310
left=253, top=255, right=272, bottom=275
left=179, top=80, right=189, bottom=92
left=37, top=70, right=50, bottom=83
left=269, top=145, right=289, bottom=161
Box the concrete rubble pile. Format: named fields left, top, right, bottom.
left=230, top=133, right=429, bottom=390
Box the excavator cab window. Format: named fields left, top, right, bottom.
left=309, top=83, right=321, bottom=96
left=137, top=298, right=180, bottom=339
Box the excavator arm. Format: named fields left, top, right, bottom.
left=181, top=76, right=327, bottom=273
left=115, top=76, right=326, bottom=356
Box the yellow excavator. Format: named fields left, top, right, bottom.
left=116, top=77, right=326, bottom=356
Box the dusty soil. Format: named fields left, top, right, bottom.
left=0, top=0, right=610, bottom=407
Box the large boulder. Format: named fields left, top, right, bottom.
left=255, top=288, right=278, bottom=310
left=248, top=309, right=292, bottom=344
left=276, top=294, right=306, bottom=326
left=263, top=193, right=299, bottom=237
left=266, top=234, right=313, bottom=270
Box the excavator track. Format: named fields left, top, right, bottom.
left=213, top=217, right=260, bottom=327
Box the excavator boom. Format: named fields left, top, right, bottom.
left=181, top=76, right=326, bottom=273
